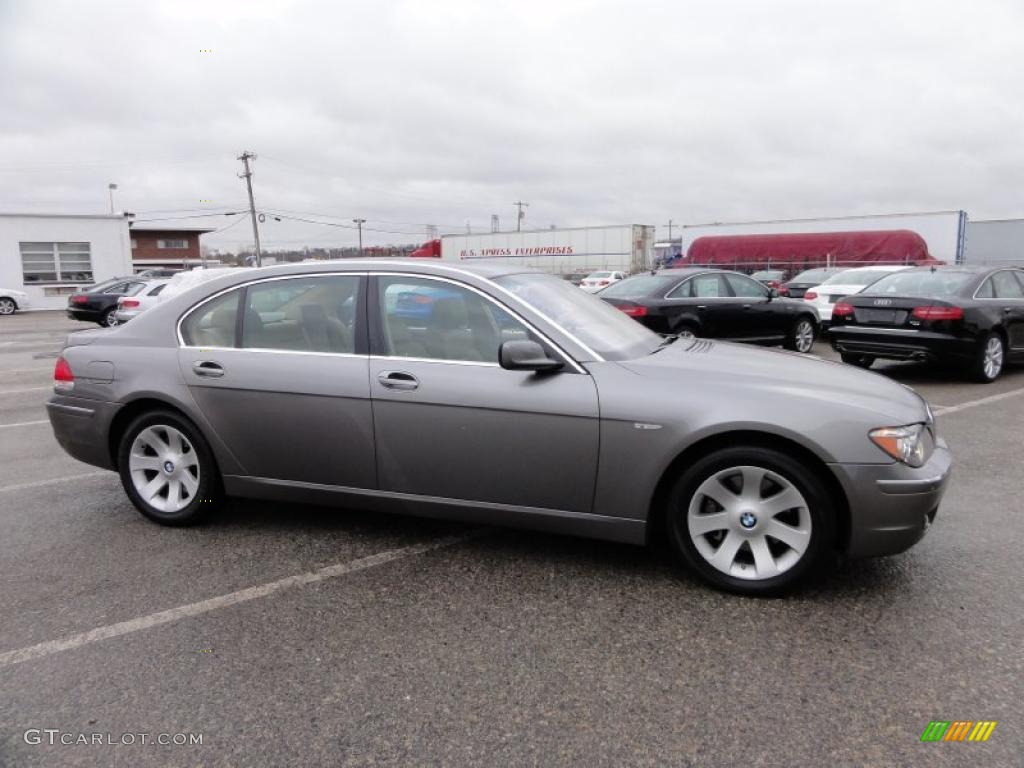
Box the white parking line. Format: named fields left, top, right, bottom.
left=0, top=419, right=49, bottom=429
left=0, top=367, right=52, bottom=375
left=933, top=387, right=1024, bottom=416
left=0, top=472, right=108, bottom=494
left=0, top=386, right=50, bottom=395
left=0, top=532, right=479, bottom=669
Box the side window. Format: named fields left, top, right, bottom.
left=181, top=290, right=240, bottom=348
left=725, top=274, right=769, bottom=298
left=992, top=271, right=1024, bottom=299
left=242, top=275, right=361, bottom=353
left=976, top=278, right=995, bottom=298
left=666, top=280, right=692, bottom=298
left=691, top=274, right=726, bottom=298
left=378, top=276, right=534, bottom=363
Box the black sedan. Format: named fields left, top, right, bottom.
left=67, top=278, right=149, bottom=327
left=600, top=268, right=820, bottom=352
left=827, top=265, right=1024, bottom=382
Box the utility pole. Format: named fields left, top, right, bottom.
left=237, top=151, right=262, bottom=267
left=514, top=200, right=529, bottom=231
left=664, top=219, right=674, bottom=242
left=353, top=218, right=366, bottom=254
left=491, top=214, right=499, bottom=233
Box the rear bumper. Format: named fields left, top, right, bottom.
left=830, top=438, right=952, bottom=558
left=112, top=309, right=142, bottom=323
left=66, top=308, right=104, bottom=322
left=46, top=395, right=121, bottom=470
left=828, top=326, right=976, bottom=362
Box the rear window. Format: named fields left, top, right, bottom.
left=865, top=270, right=973, bottom=298
left=600, top=275, right=679, bottom=299
left=821, top=269, right=895, bottom=287
left=790, top=268, right=833, bottom=283
left=588, top=272, right=612, bottom=279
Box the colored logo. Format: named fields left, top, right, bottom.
left=920, top=721, right=997, bottom=742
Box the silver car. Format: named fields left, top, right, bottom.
left=47, top=260, right=952, bottom=595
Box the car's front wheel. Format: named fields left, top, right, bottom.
left=117, top=410, right=221, bottom=525
left=784, top=316, right=816, bottom=353
left=666, top=446, right=836, bottom=595
left=0, top=297, right=16, bottom=315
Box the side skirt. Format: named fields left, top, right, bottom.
left=222, top=475, right=647, bottom=545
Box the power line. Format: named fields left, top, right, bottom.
left=132, top=211, right=247, bottom=223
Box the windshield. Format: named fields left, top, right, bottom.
left=600, top=274, right=679, bottom=299
left=791, top=268, right=834, bottom=283
left=494, top=273, right=660, bottom=360
left=821, top=269, right=897, bottom=287
left=864, top=270, right=973, bottom=298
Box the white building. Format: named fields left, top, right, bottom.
left=0, top=212, right=133, bottom=310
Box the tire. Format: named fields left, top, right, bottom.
left=784, top=316, right=816, bottom=353
left=0, top=297, right=15, bottom=315
left=673, top=323, right=698, bottom=340
left=117, top=409, right=221, bottom=526
left=665, top=446, right=837, bottom=596
left=840, top=353, right=875, bottom=369
left=101, top=308, right=118, bottom=327
left=972, top=332, right=1005, bottom=383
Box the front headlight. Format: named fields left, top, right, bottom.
left=869, top=424, right=931, bottom=467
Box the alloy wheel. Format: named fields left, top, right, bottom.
left=983, top=336, right=1004, bottom=380
left=0, top=299, right=14, bottom=315
left=794, top=320, right=814, bottom=352
left=129, top=425, right=200, bottom=513
left=687, top=465, right=812, bottom=581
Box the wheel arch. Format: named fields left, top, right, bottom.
left=107, top=397, right=223, bottom=480
left=646, top=429, right=850, bottom=552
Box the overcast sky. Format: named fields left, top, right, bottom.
left=1, top=0, right=1022, bottom=251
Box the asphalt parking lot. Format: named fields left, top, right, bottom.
left=1, top=311, right=1022, bottom=768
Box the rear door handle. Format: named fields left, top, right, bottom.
left=192, top=361, right=224, bottom=378
left=377, top=370, right=419, bottom=390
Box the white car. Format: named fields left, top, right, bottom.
left=0, top=288, right=30, bottom=315
left=112, top=279, right=171, bottom=324
left=157, top=267, right=251, bottom=303
left=579, top=271, right=626, bottom=293
left=804, top=265, right=912, bottom=324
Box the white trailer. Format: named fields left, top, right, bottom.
left=440, top=224, right=656, bottom=276
left=678, top=211, right=968, bottom=264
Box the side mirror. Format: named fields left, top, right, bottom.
left=499, top=340, right=564, bottom=373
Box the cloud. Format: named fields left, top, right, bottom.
left=1, top=0, right=1022, bottom=251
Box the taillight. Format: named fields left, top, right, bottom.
left=70, top=295, right=88, bottom=305
left=599, top=280, right=610, bottom=286
left=804, top=291, right=818, bottom=301
left=618, top=304, right=648, bottom=317
left=54, top=356, right=75, bottom=392
left=120, top=299, right=140, bottom=309
left=777, top=286, right=789, bottom=296
left=833, top=302, right=855, bottom=317
left=912, top=306, right=963, bottom=321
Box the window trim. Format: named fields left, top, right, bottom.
left=177, top=272, right=368, bottom=355
left=368, top=272, right=586, bottom=373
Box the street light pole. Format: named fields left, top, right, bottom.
left=353, top=218, right=366, bottom=255
left=108, top=183, right=118, bottom=214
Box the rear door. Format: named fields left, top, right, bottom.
left=177, top=273, right=377, bottom=489
left=367, top=273, right=599, bottom=512
left=993, top=270, right=1024, bottom=352
left=668, top=274, right=732, bottom=337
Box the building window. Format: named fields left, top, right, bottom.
left=157, top=239, right=189, bottom=249
left=19, top=242, right=93, bottom=284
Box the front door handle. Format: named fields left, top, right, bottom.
left=192, top=361, right=224, bottom=378
left=377, top=370, right=419, bottom=390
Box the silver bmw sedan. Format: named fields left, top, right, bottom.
left=47, top=260, right=951, bottom=595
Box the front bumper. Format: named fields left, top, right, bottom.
left=46, top=395, right=122, bottom=470
left=830, top=437, right=952, bottom=558
left=828, top=326, right=976, bottom=363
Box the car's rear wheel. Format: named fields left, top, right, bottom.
left=784, top=316, right=816, bottom=353
left=0, top=298, right=16, bottom=315
left=665, top=446, right=836, bottom=595
left=101, top=308, right=118, bottom=327
left=972, top=332, right=1004, bottom=383
left=117, top=410, right=220, bottom=525
left=840, top=353, right=875, bottom=369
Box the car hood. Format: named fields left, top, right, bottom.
left=619, top=338, right=928, bottom=424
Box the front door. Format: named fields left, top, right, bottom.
left=178, top=273, right=377, bottom=489
left=722, top=273, right=785, bottom=340
left=368, top=274, right=600, bottom=512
